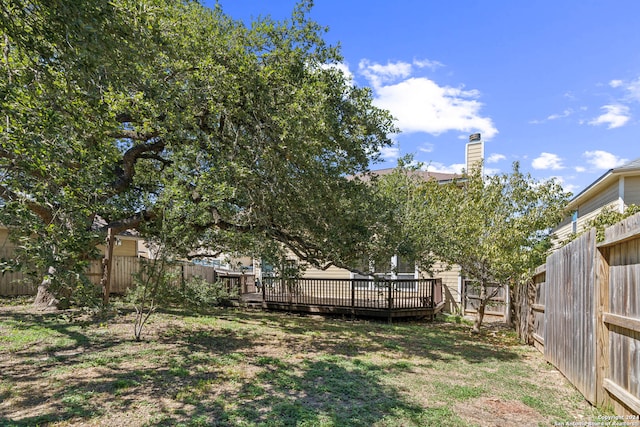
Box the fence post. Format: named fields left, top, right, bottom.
left=430, top=280, right=435, bottom=308
left=351, top=280, right=355, bottom=319
left=387, top=280, right=393, bottom=324
left=261, top=277, right=266, bottom=309
left=180, top=264, right=186, bottom=296
left=595, top=246, right=610, bottom=407
left=505, top=281, right=512, bottom=326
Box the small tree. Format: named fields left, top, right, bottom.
left=413, top=163, right=569, bottom=332
left=127, top=253, right=177, bottom=342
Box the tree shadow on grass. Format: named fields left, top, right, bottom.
left=134, top=354, right=467, bottom=427
left=217, top=356, right=464, bottom=427
left=0, top=305, right=525, bottom=426
left=199, top=306, right=524, bottom=364
left=262, top=314, right=523, bottom=365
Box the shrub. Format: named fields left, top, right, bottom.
left=180, top=277, right=230, bottom=313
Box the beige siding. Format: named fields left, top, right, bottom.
left=554, top=223, right=574, bottom=246
left=624, top=176, right=640, bottom=206
left=424, top=261, right=461, bottom=313
left=302, top=265, right=351, bottom=280
left=97, top=238, right=138, bottom=257
left=554, top=181, right=621, bottom=249
left=466, top=142, right=484, bottom=173
left=576, top=201, right=619, bottom=234
left=578, top=181, right=619, bottom=219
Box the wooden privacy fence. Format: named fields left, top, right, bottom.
left=514, top=214, right=640, bottom=416
left=0, top=256, right=254, bottom=297
left=462, top=279, right=509, bottom=321
left=513, top=265, right=546, bottom=353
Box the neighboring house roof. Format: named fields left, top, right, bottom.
left=355, top=168, right=458, bottom=183
left=567, top=157, right=640, bottom=210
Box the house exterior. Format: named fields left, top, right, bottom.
left=553, top=158, right=640, bottom=246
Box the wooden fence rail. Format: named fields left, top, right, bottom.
left=462, top=280, right=509, bottom=320
left=514, top=213, right=640, bottom=416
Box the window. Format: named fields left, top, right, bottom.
left=396, top=255, right=416, bottom=276
left=261, top=262, right=274, bottom=277
left=350, top=255, right=417, bottom=290
left=394, top=255, right=418, bottom=291
left=571, top=210, right=578, bottom=234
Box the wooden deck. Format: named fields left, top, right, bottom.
left=232, top=277, right=445, bottom=321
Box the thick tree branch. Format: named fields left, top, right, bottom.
left=100, top=210, right=157, bottom=234
left=185, top=250, right=223, bottom=260
left=0, top=183, right=54, bottom=224
left=112, top=139, right=166, bottom=193
left=108, top=129, right=160, bottom=141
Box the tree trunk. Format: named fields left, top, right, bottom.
left=472, top=281, right=487, bottom=333
left=99, top=228, right=115, bottom=305
left=33, top=266, right=59, bottom=310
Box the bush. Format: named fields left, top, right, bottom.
left=180, top=277, right=230, bottom=313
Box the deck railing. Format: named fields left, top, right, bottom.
left=260, top=277, right=443, bottom=311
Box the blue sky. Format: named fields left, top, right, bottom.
left=208, top=0, right=640, bottom=195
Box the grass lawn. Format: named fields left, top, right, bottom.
left=0, top=298, right=602, bottom=426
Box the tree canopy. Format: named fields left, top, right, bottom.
left=0, top=0, right=395, bottom=303
left=375, top=163, right=570, bottom=331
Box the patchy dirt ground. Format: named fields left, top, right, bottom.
left=0, top=302, right=601, bottom=426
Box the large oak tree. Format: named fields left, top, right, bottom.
left=0, top=0, right=395, bottom=306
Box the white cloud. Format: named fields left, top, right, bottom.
left=624, top=77, right=640, bottom=102
left=370, top=77, right=498, bottom=139
left=532, top=152, right=564, bottom=170
left=357, top=59, right=498, bottom=140
left=547, top=108, right=573, bottom=120
left=487, top=153, right=506, bottom=164
left=484, top=167, right=501, bottom=176
left=379, top=145, right=400, bottom=162
left=575, top=166, right=586, bottom=173
left=422, top=162, right=465, bottom=174
left=530, top=108, right=576, bottom=124
left=413, top=58, right=444, bottom=70
left=552, top=176, right=580, bottom=195
left=418, top=143, right=435, bottom=153
left=358, top=59, right=412, bottom=88
left=609, top=77, right=640, bottom=102
left=583, top=150, right=628, bottom=170
left=588, top=104, right=631, bottom=129
left=319, top=62, right=354, bottom=81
